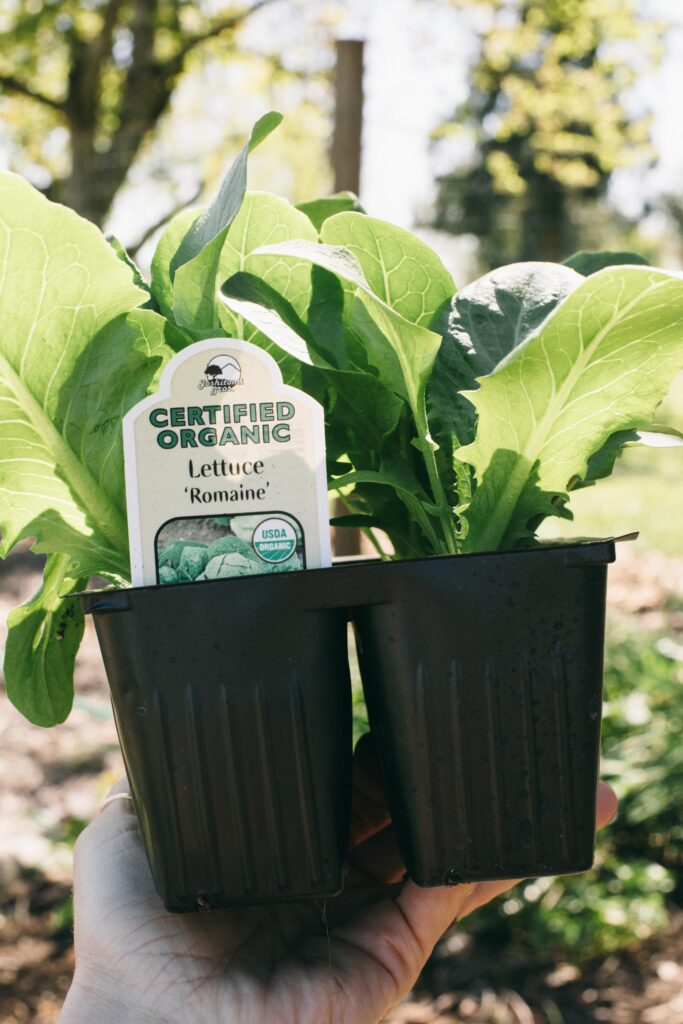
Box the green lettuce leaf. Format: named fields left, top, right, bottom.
left=329, top=466, right=442, bottom=552
left=429, top=261, right=585, bottom=507
left=447, top=261, right=583, bottom=374
left=254, top=238, right=442, bottom=414
left=220, top=255, right=437, bottom=552
left=2, top=306, right=177, bottom=580
left=215, top=191, right=318, bottom=361
left=579, top=425, right=683, bottom=488
left=150, top=208, right=199, bottom=322
left=222, top=272, right=323, bottom=368
left=297, top=192, right=364, bottom=231
left=564, top=251, right=650, bottom=276
left=107, top=234, right=157, bottom=309
left=221, top=277, right=319, bottom=390
left=220, top=256, right=443, bottom=547
left=458, top=266, right=683, bottom=552
left=1, top=302, right=177, bottom=727
left=3, top=554, right=87, bottom=726
left=0, top=173, right=181, bottom=725
left=252, top=236, right=457, bottom=550
left=320, top=212, right=455, bottom=328
left=173, top=113, right=283, bottom=271
left=171, top=112, right=283, bottom=332
left=0, top=173, right=157, bottom=575
left=220, top=275, right=404, bottom=469
left=425, top=334, right=477, bottom=516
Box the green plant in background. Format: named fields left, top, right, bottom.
left=2, top=111, right=683, bottom=725
left=468, top=855, right=672, bottom=960
left=463, top=624, right=681, bottom=958
left=601, top=624, right=683, bottom=881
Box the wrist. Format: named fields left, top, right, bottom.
left=59, top=970, right=164, bottom=1024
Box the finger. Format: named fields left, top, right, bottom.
left=97, top=775, right=135, bottom=814
left=390, top=777, right=618, bottom=958
left=350, top=733, right=392, bottom=847
left=596, top=781, right=618, bottom=828
left=349, top=749, right=618, bottom=881
left=104, top=775, right=132, bottom=799
left=73, top=778, right=158, bottom=935
left=75, top=776, right=144, bottom=878
left=352, top=786, right=614, bottom=909
left=400, top=874, right=519, bottom=934
left=349, top=823, right=407, bottom=884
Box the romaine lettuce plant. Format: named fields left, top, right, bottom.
left=2, top=111, right=683, bottom=726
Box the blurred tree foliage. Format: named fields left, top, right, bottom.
left=0, top=0, right=286, bottom=227
left=433, top=0, right=663, bottom=268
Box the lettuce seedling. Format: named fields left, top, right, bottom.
left=1, top=112, right=683, bottom=725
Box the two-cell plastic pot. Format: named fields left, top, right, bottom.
left=80, top=538, right=616, bottom=911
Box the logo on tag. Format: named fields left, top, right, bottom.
left=198, top=355, right=242, bottom=395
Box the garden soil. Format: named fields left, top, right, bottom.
left=1, top=544, right=682, bottom=1024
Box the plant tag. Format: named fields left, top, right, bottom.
left=123, top=338, right=331, bottom=586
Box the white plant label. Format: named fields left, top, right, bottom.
left=123, top=338, right=331, bottom=586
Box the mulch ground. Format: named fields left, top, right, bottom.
left=1, top=542, right=682, bottom=1024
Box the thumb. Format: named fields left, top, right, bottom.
left=394, top=780, right=619, bottom=955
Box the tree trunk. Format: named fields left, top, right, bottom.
left=63, top=128, right=124, bottom=225
left=60, top=0, right=167, bottom=225
left=521, top=174, right=568, bottom=263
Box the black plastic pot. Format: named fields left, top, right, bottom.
left=80, top=578, right=353, bottom=911
left=80, top=537, right=616, bottom=910
left=352, top=540, right=614, bottom=885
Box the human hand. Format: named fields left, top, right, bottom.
left=60, top=735, right=617, bottom=1024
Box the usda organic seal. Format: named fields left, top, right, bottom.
left=252, top=517, right=297, bottom=563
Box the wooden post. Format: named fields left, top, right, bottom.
left=332, top=40, right=364, bottom=194
left=331, top=39, right=365, bottom=557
